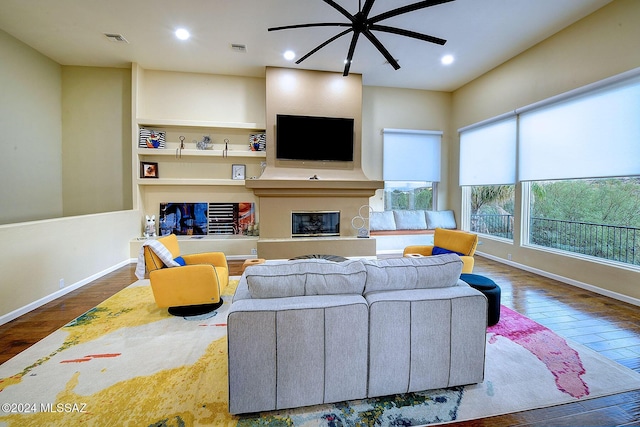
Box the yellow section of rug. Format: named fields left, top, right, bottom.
left=0, top=279, right=240, bottom=427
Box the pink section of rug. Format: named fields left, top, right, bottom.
left=488, top=305, right=589, bottom=398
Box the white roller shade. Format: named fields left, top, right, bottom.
left=459, top=117, right=516, bottom=186
left=383, top=129, right=442, bottom=181
left=519, top=77, right=640, bottom=181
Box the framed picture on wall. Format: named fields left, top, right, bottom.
left=232, top=164, right=246, bottom=180
left=140, top=161, right=159, bottom=178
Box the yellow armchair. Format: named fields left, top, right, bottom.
left=403, top=228, right=478, bottom=273
left=143, top=234, right=229, bottom=316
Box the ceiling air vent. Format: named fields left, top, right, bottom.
left=231, top=43, right=247, bottom=53
left=104, top=33, right=129, bottom=43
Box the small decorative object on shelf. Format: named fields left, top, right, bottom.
left=351, top=205, right=372, bottom=238
left=140, top=161, right=159, bottom=178
left=196, top=135, right=213, bottom=150
left=144, top=215, right=157, bottom=238
left=139, top=128, right=166, bottom=148
left=246, top=222, right=259, bottom=236
left=249, top=133, right=266, bottom=151
left=232, top=164, right=246, bottom=180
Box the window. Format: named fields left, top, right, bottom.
left=459, top=116, right=516, bottom=240
left=382, top=129, right=441, bottom=211
left=518, top=71, right=640, bottom=267
left=458, top=68, right=640, bottom=267
left=469, top=185, right=515, bottom=240
left=384, top=181, right=435, bottom=211
left=524, top=178, right=640, bottom=266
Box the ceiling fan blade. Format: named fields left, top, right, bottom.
left=370, top=24, right=447, bottom=45
left=343, top=31, right=361, bottom=76
left=323, top=0, right=357, bottom=23
left=361, top=0, right=376, bottom=17
left=268, top=22, right=350, bottom=32
left=362, top=29, right=400, bottom=70
left=295, top=28, right=353, bottom=64
left=369, top=0, right=454, bottom=24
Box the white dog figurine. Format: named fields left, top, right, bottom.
left=144, top=215, right=157, bottom=238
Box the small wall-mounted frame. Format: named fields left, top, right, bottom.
left=140, top=161, right=159, bottom=178
left=232, top=164, right=246, bottom=180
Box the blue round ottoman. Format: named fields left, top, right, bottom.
left=460, top=273, right=501, bottom=326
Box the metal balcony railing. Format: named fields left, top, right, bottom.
left=470, top=214, right=514, bottom=239
left=529, top=217, right=639, bottom=266
left=470, top=213, right=640, bottom=266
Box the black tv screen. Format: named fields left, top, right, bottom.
left=276, top=114, right=354, bottom=162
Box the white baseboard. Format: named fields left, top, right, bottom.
left=0, top=259, right=132, bottom=327
left=477, top=252, right=640, bottom=307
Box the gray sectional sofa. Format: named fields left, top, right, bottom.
left=227, top=254, right=487, bottom=414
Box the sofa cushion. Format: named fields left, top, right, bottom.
left=425, top=210, right=457, bottom=229
left=393, top=210, right=427, bottom=230
left=369, top=211, right=396, bottom=231
left=363, top=254, right=463, bottom=294
left=245, top=259, right=367, bottom=299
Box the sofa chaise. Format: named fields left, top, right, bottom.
left=227, top=254, right=488, bottom=414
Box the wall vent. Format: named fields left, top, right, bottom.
left=104, top=33, right=129, bottom=43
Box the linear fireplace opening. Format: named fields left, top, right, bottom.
left=292, top=211, right=340, bottom=237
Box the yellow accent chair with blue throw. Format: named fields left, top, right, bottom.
left=403, top=228, right=478, bottom=274
left=143, top=234, right=229, bottom=316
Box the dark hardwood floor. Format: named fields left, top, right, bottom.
left=1, top=257, right=638, bottom=426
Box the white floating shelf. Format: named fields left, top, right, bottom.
left=137, top=148, right=266, bottom=158
left=137, top=178, right=246, bottom=186
left=137, top=118, right=265, bottom=130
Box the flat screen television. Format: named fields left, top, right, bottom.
left=276, top=114, right=354, bottom=162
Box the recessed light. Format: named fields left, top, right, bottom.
left=175, top=28, right=190, bottom=41
left=283, top=50, right=296, bottom=61
left=441, top=54, right=454, bottom=65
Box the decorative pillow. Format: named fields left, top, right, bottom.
left=393, top=210, right=427, bottom=230
left=369, top=211, right=396, bottom=231
left=245, top=259, right=367, bottom=299
left=432, top=246, right=464, bottom=256
left=425, top=210, right=457, bottom=229
left=173, top=256, right=186, bottom=266
left=363, top=254, right=463, bottom=294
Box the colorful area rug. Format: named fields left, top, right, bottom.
left=1, top=279, right=640, bottom=426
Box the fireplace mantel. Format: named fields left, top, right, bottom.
left=245, top=178, right=383, bottom=197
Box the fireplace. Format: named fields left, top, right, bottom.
left=292, top=211, right=340, bottom=237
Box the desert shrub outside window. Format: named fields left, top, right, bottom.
left=383, top=181, right=435, bottom=211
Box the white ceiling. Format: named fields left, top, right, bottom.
left=0, top=0, right=612, bottom=91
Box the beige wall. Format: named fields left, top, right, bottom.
left=0, top=29, right=63, bottom=224
left=450, top=0, right=640, bottom=301
left=62, top=66, right=132, bottom=216
left=362, top=86, right=452, bottom=210
left=262, top=67, right=366, bottom=179
left=0, top=211, right=139, bottom=321
left=0, top=32, right=139, bottom=322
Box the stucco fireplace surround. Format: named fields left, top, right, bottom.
left=248, top=67, right=383, bottom=259
left=246, top=178, right=380, bottom=259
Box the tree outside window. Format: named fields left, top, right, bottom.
left=384, top=182, right=434, bottom=211
left=469, top=185, right=515, bottom=240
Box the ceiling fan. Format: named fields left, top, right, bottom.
left=268, top=0, right=454, bottom=76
